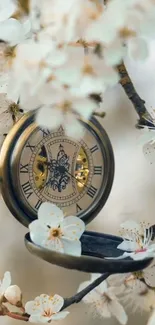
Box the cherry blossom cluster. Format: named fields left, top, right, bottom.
left=0, top=0, right=155, bottom=138
left=28, top=203, right=155, bottom=325
left=1, top=204, right=155, bottom=324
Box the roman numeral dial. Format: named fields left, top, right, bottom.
left=22, top=181, right=33, bottom=199
left=94, top=166, right=102, bottom=175
left=18, top=123, right=105, bottom=220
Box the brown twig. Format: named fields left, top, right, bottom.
left=2, top=273, right=109, bottom=322
left=118, top=62, right=155, bottom=128
left=6, top=312, right=29, bottom=322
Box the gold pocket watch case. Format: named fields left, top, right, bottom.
left=0, top=111, right=114, bottom=227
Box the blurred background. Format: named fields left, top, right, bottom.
left=1, top=40, right=155, bottom=325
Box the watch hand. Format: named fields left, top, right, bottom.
left=43, top=161, right=89, bottom=189
left=65, top=169, right=89, bottom=190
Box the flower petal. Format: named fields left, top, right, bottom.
left=109, top=285, right=125, bottom=296
left=97, top=302, right=111, bottom=318
left=0, top=271, right=11, bottom=295
left=22, top=19, right=32, bottom=38
left=109, top=300, right=128, bottom=325
left=25, top=299, right=43, bottom=316
left=62, top=238, right=82, bottom=256
left=73, top=98, right=97, bottom=119
left=43, top=237, right=64, bottom=253
left=64, top=114, right=85, bottom=139
left=50, top=294, right=64, bottom=313
left=130, top=251, right=152, bottom=261
left=0, top=1, right=16, bottom=21
left=128, top=38, right=149, bottom=61
left=71, top=77, right=105, bottom=97
left=117, top=240, right=139, bottom=252
left=0, top=19, right=24, bottom=45
left=51, top=311, right=69, bottom=320
left=29, top=315, right=44, bottom=323
left=104, top=40, right=125, bottom=66
left=55, top=66, right=81, bottom=86
left=105, top=252, right=131, bottom=260
left=38, top=202, right=64, bottom=228
left=62, top=216, right=85, bottom=240
left=36, top=106, right=63, bottom=131
left=29, top=220, right=48, bottom=247
left=4, top=284, right=22, bottom=305
left=46, top=49, right=67, bottom=67
left=120, top=220, right=141, bottom=233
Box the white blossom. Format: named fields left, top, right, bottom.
left=29, top=202, right=85, bottom=256
left=123, top=265, right=155, bottom=292
left=142, top=260, right=155, bottom=287
left=0, top=272, right=23, bottom=306
left=55, top=47, right=119, bottom=96
left=0, top=93, right=23, bottom=147
left=139, top=116, right=155, bottom=164
left=108, top=273, right=155, bottom=312
left=37, top=0, right=104, bottom=43
left=123, top=277, right=155, bottom=312
left=25, top=294, right=69, bottom=323
left=1, top=0, right=155, bottom=141
left=78, top=274, right=127, bottom=325
left=18, top=78, right=97, bottom=139
left=6, top=39, right=67, bottom=103
left=116, top=220, right=155, bottom=260
left=4, top=285, right=22, bottom=306
left=0, top=0, right=30, bottom=46
left=35, top=85, right=97, bottom=139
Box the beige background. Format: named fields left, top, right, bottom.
left=1, top=41, right=155, bottom=325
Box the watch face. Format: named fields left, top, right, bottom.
left=19, top=125, right=104, bottom=217
left=0, top=113, right=114, bottom=226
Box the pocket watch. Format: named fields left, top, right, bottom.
left=0, top=105, right=152, bottom=275
left=0, top=110, right=114, bottom=227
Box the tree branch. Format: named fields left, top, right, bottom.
left=6, top=312, right=29, bottom=322
left=118, top=62, right=155, bottom=128
left=2, top=273, right=109, bottom=322
left=62, top=273, right=109, bottom=310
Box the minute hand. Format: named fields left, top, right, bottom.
left=65, top=169, right=89, bottom=190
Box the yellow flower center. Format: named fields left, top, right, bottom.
left=3, top=46, right=16, bottom=68
left=43, top=309, right=53, bottom=317
left=58, top=100, right=72, bottom=113
left=102, top=292, right=111, bottom=302
left=48, top=228, right=62, bottom=239
left=119, top=27, right=136, bottom=39
left=82, top=63, right=94, bottom=75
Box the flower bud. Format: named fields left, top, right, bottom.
left=4, top=285, right=22, bottom=305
